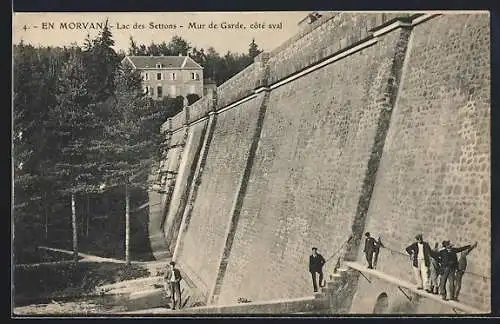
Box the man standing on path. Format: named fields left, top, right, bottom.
left=164, top=261, right=183, bottom=310
left=405, top=234, right=436, bottom=292
left=309, top=247, right=326, bottom=292
left=453, top=241, right=478, bottom=301
left=363, top=232, right=377, bottom=269
left=437, top=240, right=476, bottom=301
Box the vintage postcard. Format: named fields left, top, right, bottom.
left=12, top=11, right=491, bottom=316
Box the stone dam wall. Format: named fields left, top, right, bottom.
left=147, top=13, right=490, bottom=313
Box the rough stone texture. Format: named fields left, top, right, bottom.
left=216, top=29, right=408, bottom=305
left=175, top=96, right=265, bottom=297
left=216, top=53, right=269, bottom=109
left=351, top=276, right=459, bottom=314
left=353, top=14, right=490, bottom=312
left=147, top=182, right=169, bottom=260
left=151, top=13, right=490, bottom=314
left=162, top=130, right=186, bottom=174
left=163, top=121, right=208, bottom=253
left=171, top=110, right=187, bottom=132
left=267, top=12, right=412, bottom=85
left=147, top=129, right=186, bottom=260
left=187, top=91, right=215, bottom=123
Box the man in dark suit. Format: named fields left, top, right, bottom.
left=405, top=234, right=437, bottom=292
left=309, top=247, right=326, bottom=292
left=363, top=232, right=377, bottom=269
left=453, top=241, right=477, bottom=301
left=164, top=261, right=183, bottom=309
left=438, top=240, right=476, bottom=301
left=372, top=236, right=384, bottom=269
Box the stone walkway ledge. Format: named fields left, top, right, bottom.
left=343, top=261, right=486, bottom=314
left=119, top=296, right=318, bottom=315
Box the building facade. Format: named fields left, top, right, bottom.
left=122, top=55, right=204, bottom=100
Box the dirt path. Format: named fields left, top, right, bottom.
left=35, top=246, right=169, bottom=266
left=37, top=246, right=127, bottom=264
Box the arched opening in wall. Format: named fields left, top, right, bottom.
left=372, top=292, right=389, bottom=314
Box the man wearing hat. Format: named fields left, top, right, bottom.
left=453, top=241, right=478, bottom=301
left=438, top=240, right=476, bottom=301
left=363, top=232, right=377, bottom=269
left=428, top=242, right=442, bottom=294
left=309, top=247, right=326, bottom=292
left=164, top=261, right=183, bottom=309
left=405, top=234, right=436, bottom=292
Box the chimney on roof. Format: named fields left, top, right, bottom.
left=178, top=53, right=183, bottom=57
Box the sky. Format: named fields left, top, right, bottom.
left=13, top=12, right=315, bottom=54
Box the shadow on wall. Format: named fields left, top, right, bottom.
left=372, top=292, right=389, bottom=313
left=372, top=291, right=419, bottom=314
left=389, top=294, right=421, bottom=314
left=131, top=207, right=155, bottom=261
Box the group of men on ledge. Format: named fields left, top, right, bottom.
left=362, top=232, right=477, bottom=301
left=405, top=234, right=477, bottom=301
left=166, top=233, right=477, bottom=308
left=310, top=232, right=478, bottom=302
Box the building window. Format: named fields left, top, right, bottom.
left=191, top=72, right=199, bottom=80
left=143, top=72, right=149, bottom=81
left=171, top=72, right=176, bottom=80
left=156, top=63, right=163, bottom=68
left=156, top=73, right=162, bottom=80
left=170, top=85, right=177, bottom=97
left=144, top=86, right=149, bottom=94
left=157, top=86, right=163, bottom=98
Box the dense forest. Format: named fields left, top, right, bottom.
left=13, top=25, right=263, bottom=264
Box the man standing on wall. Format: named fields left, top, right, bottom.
left=429, top=242, right=441, bottom=294
left=405, top=234, right=435, bottom=292
left=363, top=232, right=377, bottom=269
left=164, top=261, right=183, bottom=310
left=309, top=247, right=326, bottom=292
left=372, top=236, right=384, bottom=269
left=453, top=241, right=478, bottom=301
left=438, top=240, right=476, bottom=301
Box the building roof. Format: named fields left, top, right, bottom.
left=123, top=55, right=203, bottom=70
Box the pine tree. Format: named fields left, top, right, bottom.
left=13, top=44, right=71, bottom=260
left=248, top=38, right=262, bottom=59
left=128, top=36, right=139, bottom=56
left=97, top=65, right=162, bottom=263
left=84, top=20, right=121, bottom=103
left=49, top=52, right=100, bottom=261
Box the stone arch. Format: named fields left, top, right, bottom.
left=372, top=292, right=389, bottom=314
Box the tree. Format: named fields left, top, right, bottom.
left=248, top=38, right=262, bottom=59
left=84, top=20, right=121, bottom=103
left=47, top=23, right=121, bottom=262
left=168, top=36, right=191, bottom=56
left=128, top=36, right=139, bottom=56
left=97, top=65, right=166, bottom=263
left=186, top=93, right=201, bottom=105
left=13, top=43, right=73, bottom=261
